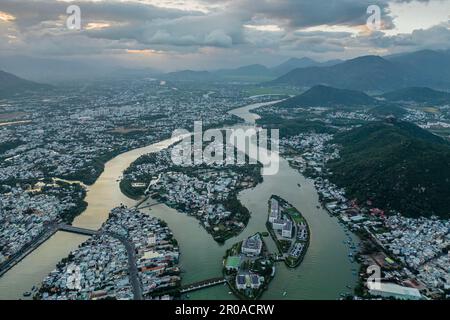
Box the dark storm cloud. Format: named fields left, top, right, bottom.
left=0, top=0, right=200, bottom=29
left=0, top=0, right=448, bottom=69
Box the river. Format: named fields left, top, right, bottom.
left=0, top=101, right=359, bottom=300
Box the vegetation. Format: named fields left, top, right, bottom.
left=272, top=85, right=376, bottom=109
left=0, top=140, right=24, bottom=155
left=369, top=104, right=407, bottom=119
left=328, top=120, right=450, bottom=218
left=381, top=87, right=450, bottom=105
left=257, top=114, right=337, bottom=138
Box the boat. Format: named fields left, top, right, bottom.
left=283, top=291, right=287, bottom=297
left=23, top=292, right=31, bottom=297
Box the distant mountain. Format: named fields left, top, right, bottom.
left=271, top=55, right=406, bottom=92
left=160, top=58, right=343, bottom=83
left=216, top=64, right=270, bottom=76
left=386, top=50, right=450, bottom=89
left=214, top=64, right=274, bottom=82
left=329, top=120, right=450, bottom=218
left=0, top=70, right=51, bottom=97
left=270, top=57, right=342, bottom=76
left=162, top=70, right=218, bottom=82
left=271, top=50, right=450, bottom=92
left=0, top=55, right=122, bottom=83
left=369, top=104, right=407, bottom=119
left=274, top=85, right=376, bottom=109
left=271, top=58, right=318, bottom=76
left=381, top=87, right=450, bottom=105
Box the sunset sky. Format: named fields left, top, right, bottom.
left=0, top=0, right=449, bottom=70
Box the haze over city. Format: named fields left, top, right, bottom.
left=1, top=0, right=450, bottom=307
left=0, top=0, right=449, bottom=74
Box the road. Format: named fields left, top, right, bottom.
left=104, top=232, right=143, bottom=300
left=0, top=224, right=58, bottom=277
left=0, top=222, right=143, bottom=300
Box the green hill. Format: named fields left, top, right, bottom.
left=274, top=85, right=376, bottom=109
left=369, top=105, right=407, bottom=119
left=381, top=87, right=450, bottom=105
left=328, top=121, right=450, bottom=218
left=0, top=70, right=50, bottom=97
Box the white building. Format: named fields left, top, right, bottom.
left=236, top=275, right=246, bottom=290
left=269, top=199, right=279, bottom=223
left=282, top=221, right=293, bottom=239
left=368, top=282, right=423, bottom=300
left=272, top=219, right=286, bottom=231
left=241, top=234, right=262, bottom=256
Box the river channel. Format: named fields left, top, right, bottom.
left=0, top=101, right=359, bottom=300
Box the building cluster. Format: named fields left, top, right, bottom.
left=0, top=81, right=245, bottom=276
left=275, top=123, right=449, bottom=298
left=268, top=198, right=293, bottom=239
left=123, top=143, right=261, bottom=240
left=149, top=169, right=252, bottom=238
left=0, top=181, right=85, bottom=265
left=225, top=234, right=272, bottom=298
left=380, top=215, right=450, bottom=292
left=0, top=82, right=242, bottom=186
left=281, top=133, right=339, bottom=176
left=267, top=197, right=309, bottom=265
left=38, top=206, right=180, bottom=300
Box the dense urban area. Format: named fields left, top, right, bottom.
left=1, top=53, right=450, bottom=301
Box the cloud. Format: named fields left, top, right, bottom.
left=0, top=0, right=448, bottom=71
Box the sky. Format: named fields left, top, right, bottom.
left=0, top=0, right=449, bottom=71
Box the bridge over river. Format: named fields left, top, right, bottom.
left=180, top=278, right=227, bottom=294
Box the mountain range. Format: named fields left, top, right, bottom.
left=381, top=87, right=450, bottom=105
left=161, top=57, right=341, bottom=82
left=0, top=70, right=51, bottom=97
left=273, top=85, right=377, bottom=109
left=272, top=84, right=450, bottom=110
left=271, top=50, right=450, bottom=92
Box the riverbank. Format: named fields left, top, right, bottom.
left=0, top=99, right=360, bottom=300
left=266, top=195, right=310, bottom=269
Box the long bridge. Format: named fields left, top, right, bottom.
left=180, top=277, right=227, bottom=294
left=0, top=223, right=143, bottom=300
left=58, top=224, right=99, bottom=236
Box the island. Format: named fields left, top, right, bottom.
left=223, top=233, right=275, bottom=300
left=266, top=195, right=310, bottom=268
left=120, top=143, right=263, bottom=243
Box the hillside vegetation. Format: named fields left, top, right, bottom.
left=328, top=121, right=450, bottom=218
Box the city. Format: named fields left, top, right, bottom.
left=0, top=0, right=450, bottom=311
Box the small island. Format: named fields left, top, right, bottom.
left=266, top=195, right=310, bottom=268
left=223, top=233, right=275, bottom=300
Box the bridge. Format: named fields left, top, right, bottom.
left=180, top=277, right=226, bottom=294
left=58, top=224, right=99, bottom=236
left=137, top=202, right=160, bottom=210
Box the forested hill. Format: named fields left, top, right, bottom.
left=273, top=85, right=376, bottom=109
left=328, top=120, right=450, bottom=218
